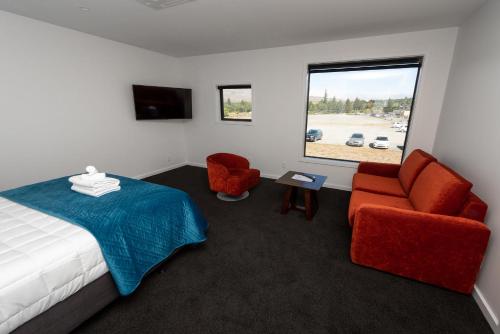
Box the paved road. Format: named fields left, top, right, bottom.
left=307, top=113, right=407, bottom=150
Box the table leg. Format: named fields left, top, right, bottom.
left=304, top=190, right=319, bottom=221
left=281, top=186, right=294, bottom=214
left=312, top=190, right=319, bottom=213
left=304, top=190, right=313, bottom=220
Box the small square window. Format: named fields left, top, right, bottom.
left=218, top=85, right=252, bottom=122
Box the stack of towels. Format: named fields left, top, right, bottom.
left=69, top=166, right=121, bottom=197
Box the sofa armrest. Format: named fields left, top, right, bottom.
left=351, top=205, right=490, bottom=294
left=357, top=162, right=400, bottom=177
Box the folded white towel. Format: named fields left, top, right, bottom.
left=77, top=166, right=106, bottom=181
left=69, top=176, right=120, bottom=188
left=81, top=172, right=106, bottom=181
left=71, top=185, right=121, bottom=197
left=86, top=166, right=98, bottom=175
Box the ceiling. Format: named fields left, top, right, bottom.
left=0, top=0, right=486, bottom=57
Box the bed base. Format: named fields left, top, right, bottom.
left=10, top=246, right=191, bottom=334
left=12, top=273, right=119, bottom=334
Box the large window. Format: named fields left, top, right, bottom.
left=218, top=85, right=252, bottom=122
left=304, top=57, right=422, bottom=164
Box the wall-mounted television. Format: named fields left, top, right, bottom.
left=132, top=85, right=192, bottom=120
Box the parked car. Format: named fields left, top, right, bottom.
left=397, top=125, right=408, bottom=132
left=372, top=136, right=390, bottom=149
left=306, top=129, right=323, bottom=142
left=347, top=133, right=365, bottom=147
left=392, top=121, right=403, bottom=128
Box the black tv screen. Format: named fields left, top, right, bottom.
left=132, top=85, right=192, bottom=120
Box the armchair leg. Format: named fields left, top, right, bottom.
left=216, top=191, right=250, bottom=202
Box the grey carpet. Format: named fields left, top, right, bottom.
left=74, top=165, right=492, bottom=334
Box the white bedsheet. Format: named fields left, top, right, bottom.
left=0, top=197, right=108, bottom=334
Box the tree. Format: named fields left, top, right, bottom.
left=353, top=98, right=362, bottom=111
left=365, top=100, right=375, bottom=113
left=345, top=99, right=353, bottom=113
left=327, top=96, right=336, bottom=113
left=337, top=99, right=345, bottom=113
left=383, top=98, right=395, bottom=113
left=323, top=90, right=328, bottom=103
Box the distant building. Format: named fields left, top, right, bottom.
left=393, top=109, right=411, bottom=118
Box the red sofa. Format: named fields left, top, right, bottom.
left=349, top=149, right=490, bottom=294
left=206, top=153, right=260, bottom=197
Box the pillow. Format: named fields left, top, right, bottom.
left=409, top=162, right=472, bottom=215
left=398, top=149, right=436, bottom=193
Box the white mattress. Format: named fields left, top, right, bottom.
left=0, top=197, right=108, bottom=334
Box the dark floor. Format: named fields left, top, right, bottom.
left=74, top=166, right=492, bottom=334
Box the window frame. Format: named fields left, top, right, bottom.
left=218, top=84, right=253, bottom=122
left=303, top=56, right=423, bottom=164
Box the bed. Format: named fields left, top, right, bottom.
left=0, top=176, right=207, bottom=334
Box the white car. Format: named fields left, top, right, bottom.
left=392, top=121, right=403, bottom=128
left=372, top=136, right=390, bottom=149
left=397, top=125, right=408, bottom=132
left=346, top=133, right=365, bottom=146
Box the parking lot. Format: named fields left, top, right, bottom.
left=306, top=113, right=407, bottom=163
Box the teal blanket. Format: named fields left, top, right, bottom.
left=0, top=175, right=207, bottom=295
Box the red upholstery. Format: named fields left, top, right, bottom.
left=459, top=193, right=488, bottom=222
left=353, top=149, right=436, bottom=197
left=348, top=150, right=490, bottom=294
left=357, top=161, right=400, bottom=178
left=398, top=149, right=436, bottom=193
left=351, top=205, right=490, bottom=294
left=206, top=153, right=260, bottom=196
left=348, top=190, right=414, bottom=226
left=352, top=173, right=406, bottom=198
left=409, top=162, right=472, bottom=215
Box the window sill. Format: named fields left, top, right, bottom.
left=299, top=156, right=359, bottom=169
left=217, top=120, right=253, bottom=126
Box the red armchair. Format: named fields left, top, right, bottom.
left=206, top=153, right=260, bottom=198
left=349, top=149, right=490, bottom=294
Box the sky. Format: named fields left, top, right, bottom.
left=224, top=88, right=252, bottom=102
left=309, top=67, right=419, bottom=100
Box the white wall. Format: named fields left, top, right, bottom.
left=0, top=11, right=458, bottom=192
left=1, top=6, right=495, bottom=330
left=433, top=0, right=500, bottom=332
left=183, top=28, right=458, bottom=189
left=0, top=10, right=189, bottom=191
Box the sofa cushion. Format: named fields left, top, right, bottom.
left=352, top=173, right=406, bottom=197
left=348, top=190, right=414, bottom=226
left=409, top=162, right=472, bottom=215
left=459, top=192, right=488, bottom=223
left=398, top=149, right=436, bottom=193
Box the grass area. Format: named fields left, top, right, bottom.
left=306, top=142, right=402, bottom=164
left=224, top=111, right=251, bottom=120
